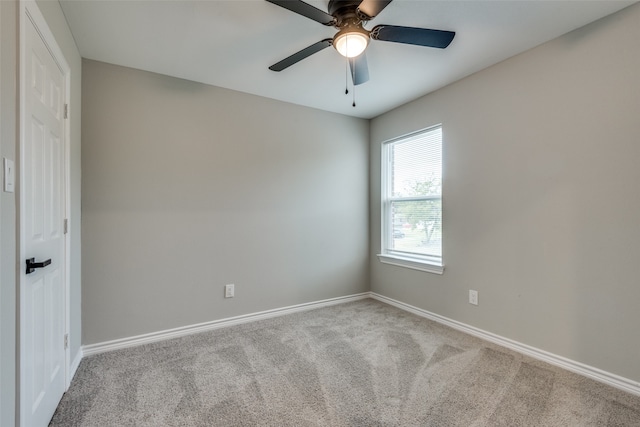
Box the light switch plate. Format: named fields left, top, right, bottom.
left=3, top=158, right=15, bottom=193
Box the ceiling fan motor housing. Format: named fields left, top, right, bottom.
left=328, top=0, right=369, bottom=27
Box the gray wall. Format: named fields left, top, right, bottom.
left=0, top=1, right=81, bottom=425
left=370, top=3, right=640, bottom=383
left=81, top=60, right=369, bottom=345
left=1, top=1, right=18, bottom=425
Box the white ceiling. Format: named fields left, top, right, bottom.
left=59, top=0, right=636, bottom=119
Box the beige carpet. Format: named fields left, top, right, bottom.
left=50, top=299, right=640, bottom=426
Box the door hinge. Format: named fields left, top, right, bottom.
left=64, top=104, right=68, bottom=119
left=64, top=334, right=69, bottom=350
left=64, top=218, right=68, bottom=234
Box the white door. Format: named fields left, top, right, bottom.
left=20, top=7, right=67, bottom=427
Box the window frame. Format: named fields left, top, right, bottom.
left=377, top=125, right=444, bottom=275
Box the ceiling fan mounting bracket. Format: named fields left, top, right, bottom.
left=369, top=25, right=382, bottom=40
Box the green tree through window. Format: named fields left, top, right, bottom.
left=395, top=178, right=441, bottom=247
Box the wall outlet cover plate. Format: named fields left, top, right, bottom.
left=469, top=290, right=478, bottom=305
left=225, top=284, right=234, bottom=298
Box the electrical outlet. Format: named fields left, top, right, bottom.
left=224, top=284, right=234, bottom=298
left=469, top=290, right=478, bottom=305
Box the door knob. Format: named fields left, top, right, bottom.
left=26, top=257, right=52, bottom=274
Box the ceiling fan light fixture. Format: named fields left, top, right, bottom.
left=333, top=28, right=369, bottom=58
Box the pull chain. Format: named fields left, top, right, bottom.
left=352, top=84, right=356, bottom=107
left=345, top=56, right=349, bottom=95
left=352, top=57, right=356, bottom=107
left=344, top=36, right=349, bottom=95
left=340, top=36, right=356, bottom=107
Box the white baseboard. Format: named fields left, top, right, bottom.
left=82, top=293, right=370, bottom=357
left=370, top=292, right=640, bottom=397
left=66, top=347, right=83, bottom=390
left=78, top=291, right=640, bottom=397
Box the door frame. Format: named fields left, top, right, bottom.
left=18, top=1, right=72, bottom=425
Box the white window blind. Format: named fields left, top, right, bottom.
left=380, top=125, right=443, bottom=273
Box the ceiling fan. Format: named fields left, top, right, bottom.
left=266, top=0, right=456, bottom=86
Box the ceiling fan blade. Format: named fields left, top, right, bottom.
left=265, top=0, right=335, bottom=25
left=371, top=25, right=455, bottom=49
left=269, top=39, right=333, bottom=72
left=357, top=0, right=393, bottom=20
left=349, top=53, right=370, bottom=85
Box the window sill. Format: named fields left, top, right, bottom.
left=377, top=254, right=444, bottom=275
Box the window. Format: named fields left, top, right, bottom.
left=378, top=125, right=443, bottom=274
